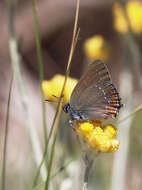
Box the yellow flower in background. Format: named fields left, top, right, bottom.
left=75, top=121, right=120, bottom=153
left=113, top=1, right=142, bottom=34
left=84, top=35, right=110, bottom=61
left=42, top=75, right=78, bottom=103
left=113, top=3, right=128, bottom=34
left=127, top=1, right=142, bottom=34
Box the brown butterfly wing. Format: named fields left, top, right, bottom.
left=70, top=60, right=122, bottom=119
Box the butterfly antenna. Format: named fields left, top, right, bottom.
left=45, top=94, right=66, bottom=106
left=45, top=94, right=59, bottom=103
left=52, top=95, right=59, bottom=99
left=45, top=99, right=58, bottom=103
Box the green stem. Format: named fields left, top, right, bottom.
left=44, top=99, right=63, bottom=190
left=32, top=0, right=47, bottom=144
left=33, top=102, right=60, bottom=186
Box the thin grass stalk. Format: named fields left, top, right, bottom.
left=34, top=90, right=79, bottom=185
left=44, top=26, right=80, bottom=190
left=33, top=159, right=74, bottom=190
left=5, top=0, right=47, bottom=181
left=44, top=0, right=80, bottom=189
left=118, top=104, right=142, bottom=125
left=44, top=99, right=63, bottom=190
left=1, top=75, right=13, bottom=190
left=32, top=0, right=47, bottom=144
left=46, top=28, right=80, bottom=143
left=44, top=29, right=80, bottom=189
left=34, top=87, right=72, bottom=185
left=51, top=158, right=74, bottom=179
left=33, top=109, right=59, bottom=186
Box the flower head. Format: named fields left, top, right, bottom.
left=113, top=1, right=142, bottom=34
left=42, top=75, right=78, bottom=103
left=75, top=121, right=120, bottom=153
left=84, top=35, right=110, bottom=61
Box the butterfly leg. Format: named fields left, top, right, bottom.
left=87, top=119, right=92, bottom=123
left=69, top=119, right=75, bottom=131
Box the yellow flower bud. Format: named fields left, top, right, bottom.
left=104, top=124, right=117, bottom=138
left=75, top=121, right=94, bottom=141
left=75, top=120, right=120, bottom=153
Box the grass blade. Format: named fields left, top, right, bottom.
left=32, top=0, right=47, bottom=145
left=44, top=0, right=80, bottom=189
left=1, top=75, right=13, bottom=190
left=5, top=0, right=47, bottom=182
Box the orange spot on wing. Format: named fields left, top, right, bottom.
left=112, top=94, right=116, bottom=98
left=111, top=113, right=116, bottom=117
left=112, top=100, right=117, bottom=104
left=106, top=87, right=115, bottom=97
left=109, top=107, right=116, bottom=113
left=106, top=87, right=113, bottom=94
left=106, top=87, right=118, bottom=99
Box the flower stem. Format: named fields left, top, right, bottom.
left=82, top=154, right=93, bottom=190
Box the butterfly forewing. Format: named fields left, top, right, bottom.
left=70, top=60, right=122, bottom=119
left=70, top=60, right=111, bottom=108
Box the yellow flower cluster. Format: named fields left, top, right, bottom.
left=75, top=120, right=120, bottom=152
left=84, top=35, right=110, bottom=61
left=42, top=75, right=78, bottom=103
left=113, top=1, right=142, bottom=34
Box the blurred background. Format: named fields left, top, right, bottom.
left=0, top=0, right=142, bottom=190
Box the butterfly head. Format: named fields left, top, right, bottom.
left=63, top=103, right=71, bottom=113
left=63, top=103, right=88, bottom=121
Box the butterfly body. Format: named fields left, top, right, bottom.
left=63, top=60, right=123, bottom=124
left=63, top=103, right=88, bottom=121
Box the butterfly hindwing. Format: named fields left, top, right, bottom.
left=70, top=60, right=122, bottom=119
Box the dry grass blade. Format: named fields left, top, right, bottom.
left=118, top=104, right=142, bottom=124
left=1, top=75, right=13, bottom=190
left=44, top=0, right=80, bottom=189
left=6, top=0, right=47, bottom=182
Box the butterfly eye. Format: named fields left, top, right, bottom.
left=63, top=104, right=70, bottom=113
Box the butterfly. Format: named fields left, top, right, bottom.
left=63, top=60, right=123, bottom=127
